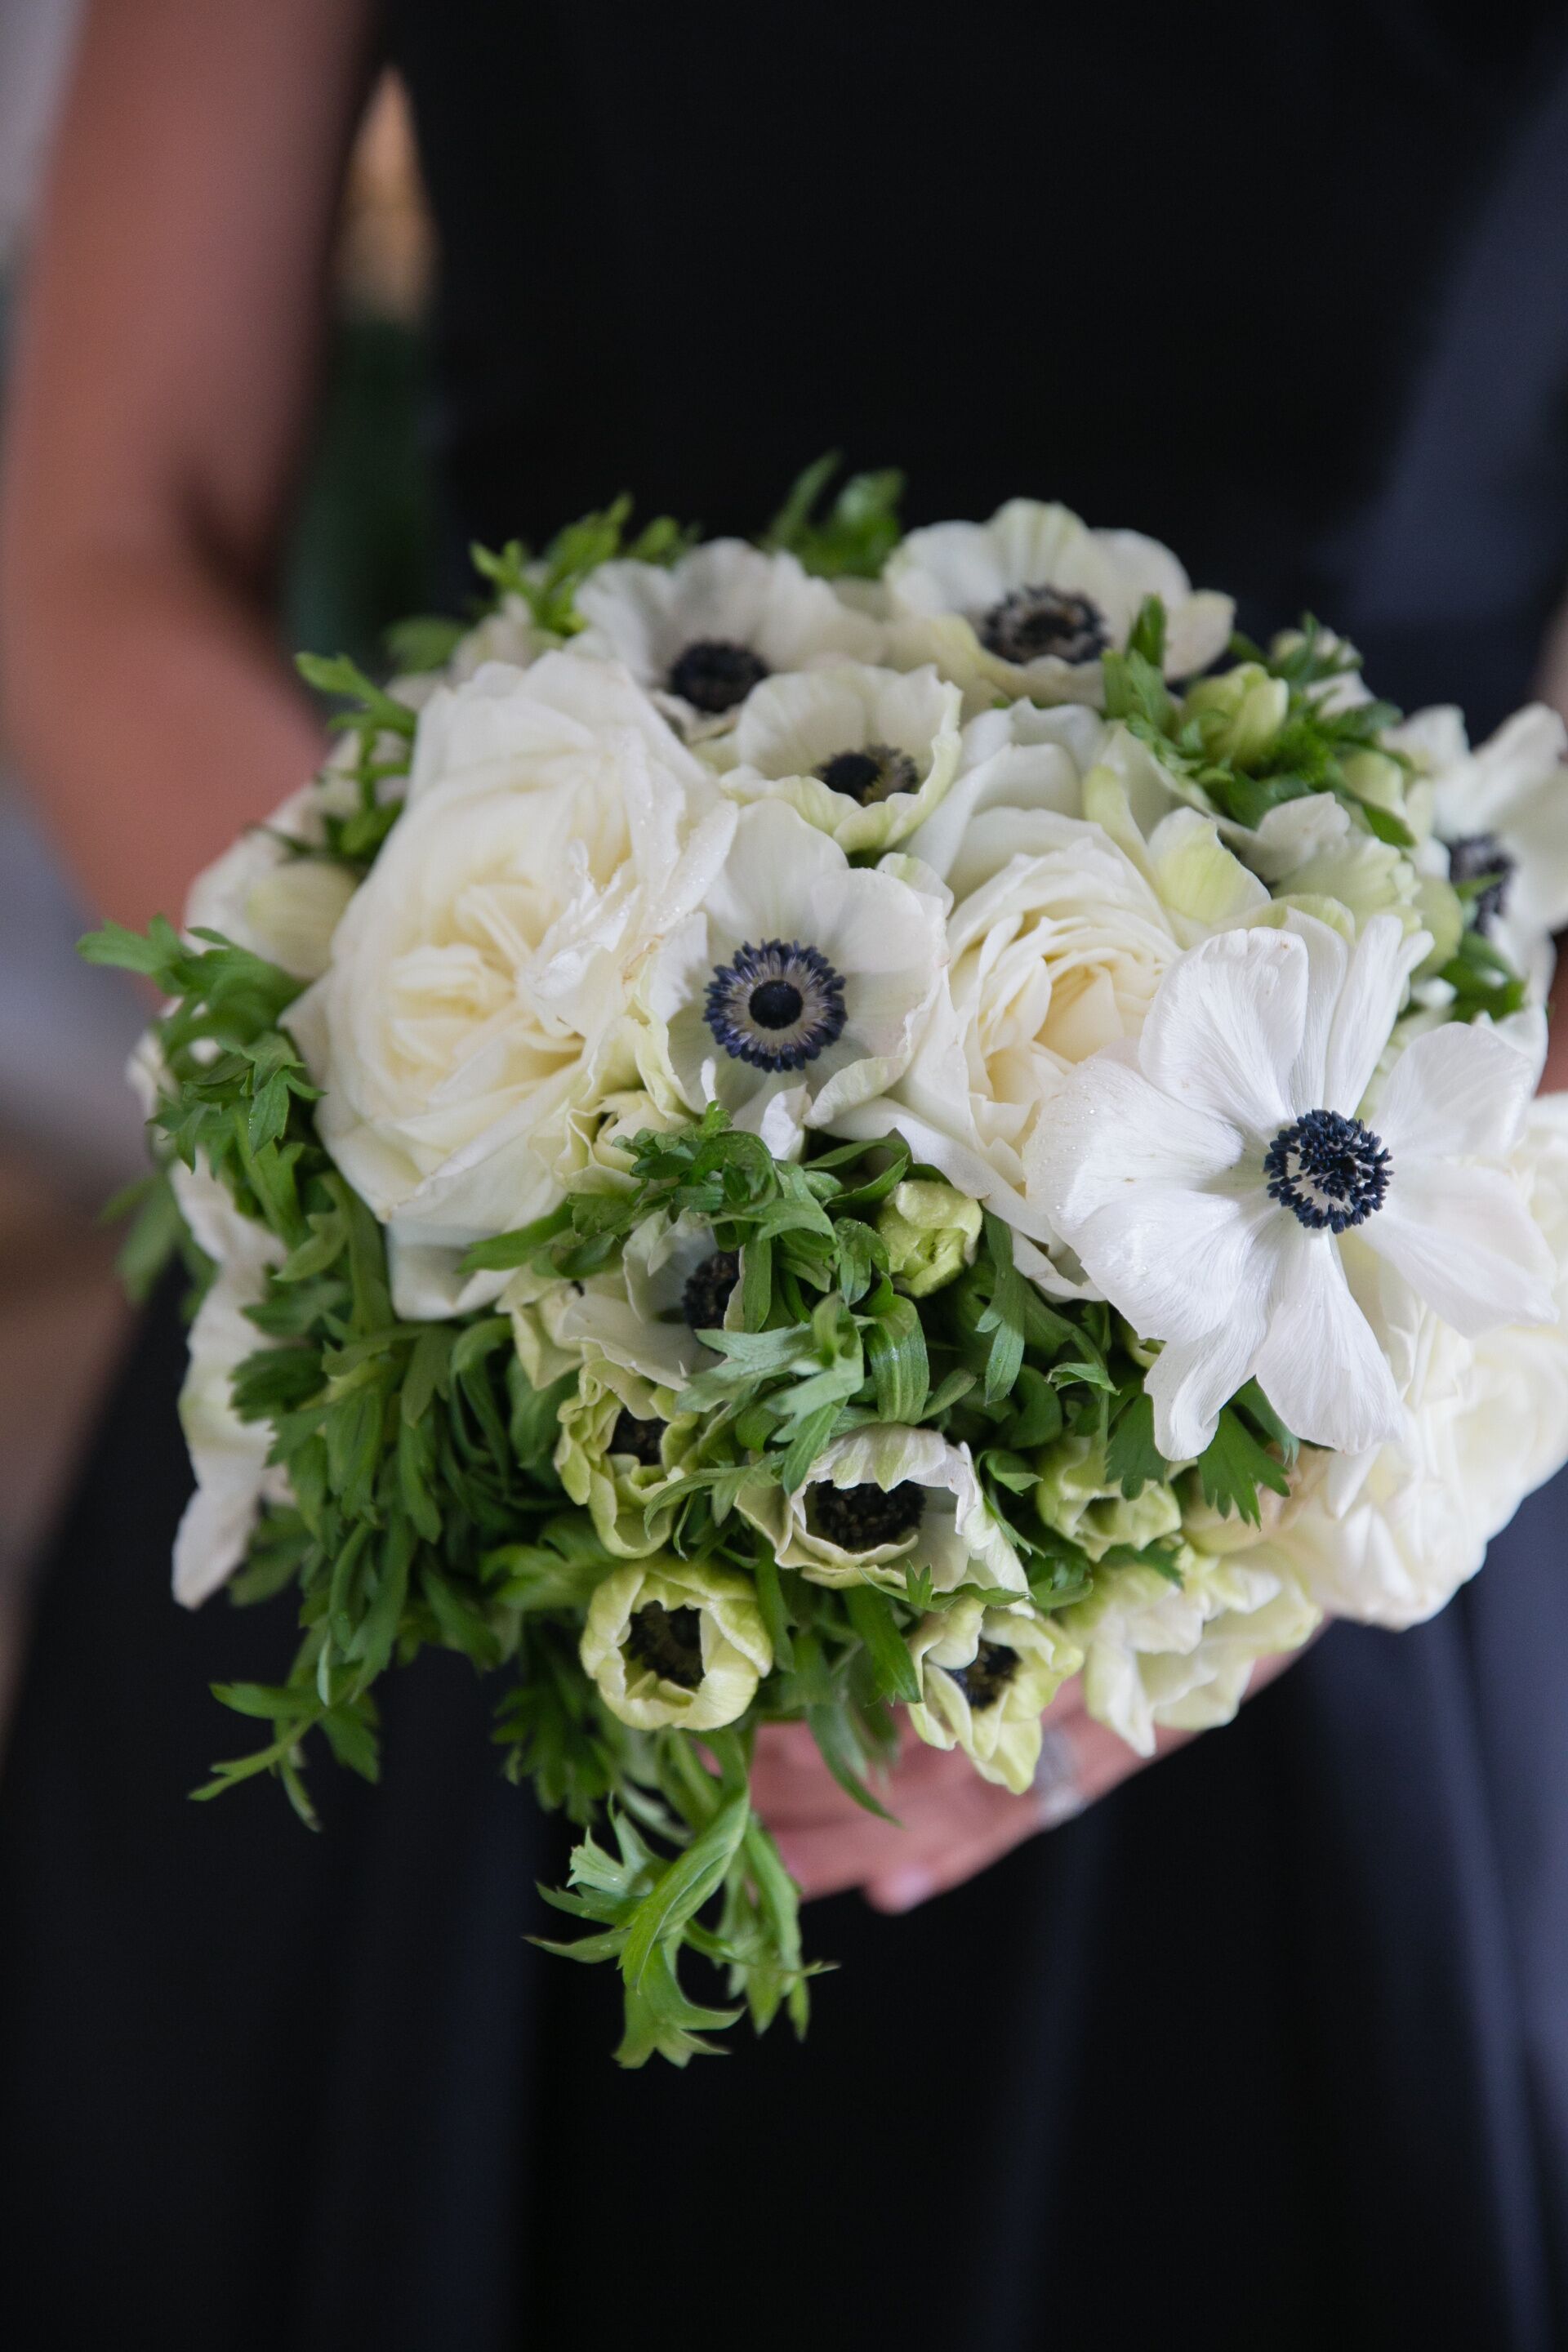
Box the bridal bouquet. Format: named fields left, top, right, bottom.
left=88, top=464, right=1568, bottom=2064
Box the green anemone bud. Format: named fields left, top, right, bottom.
left=1034, top=1432, right=1182, bottom=1562
left=1181, top=664, right=1289, bottom=768
left=580, top=1555, right=772, bottom=1731
left=876, top=1178, right=983, bottom=1297
left=1339, top=749, right=1407, bottom=817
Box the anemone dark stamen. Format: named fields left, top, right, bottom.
left=704, top=938, right=848, bottom=1072
left=951, top=1640, right=1020, bottom=1710
left=609, top=1408, right=666, bottom=1468
left=625, top=1600, right=705, bottom=1690
left=1264, top=1108, right=1392, bottom=1233
left=814, top=742, right=922, bottom=806
left=979, top=583, right=1109, bottom=666
left=810, top=1479, right=926, bottom=1552
left=1448, top=832, right=1516, bottom=935
left=681, top=1249, right=740, bottom=1334
left=667, top=637, right=769, bottom=714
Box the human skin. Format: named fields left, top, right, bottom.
left=1, top=0, right=1559, bottom=1909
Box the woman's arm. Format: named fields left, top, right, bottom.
left=0, top=0, right=378, bottom=932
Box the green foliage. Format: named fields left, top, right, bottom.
left=470, top=494, right=694, bottom=638
left=762, top=452, right=905, bottom=578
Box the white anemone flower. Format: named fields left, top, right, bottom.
left=1392, top=701, right=1568, bottom=999
left=573, top=540, right=880, bottom=726
left=580, top=1556, right=772, bottom=1732
left=709, top=662, right=963, bottom=852
left=1028, top=911, right=1556, bottom=1459
left=1270, top=1080, right=1568, bottom=1628
left=883, top=499, right=1232, bottom=710
left=550, top=1208, right=746, bottom=1391
left=737, top=1425, right=1027, bottom=1597
left=632, top=800, right=946, bottom=1156
left=906, top=1598, right=1082, bottom=1793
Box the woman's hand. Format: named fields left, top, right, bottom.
left=751, top=1646, right=1306, bottom=1913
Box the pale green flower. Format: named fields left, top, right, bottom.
left=555, top=1355, right=684, bottom=1557
left=1063, top=1548, right=1319, bottom=1755
left=552, top=1207, right=745, bottom=1391
left=1034, top=1433, right=1182, bottom=1561
left=877, top=1179, right=983, bottom=1297
left=738, top=1425, right=1027, bottom=1597
left=708, top=662, right=963, bottom=853
left=580, top=1555, right=772, bottom=1731
left=1181, top=663, right=1289, bottom=766
left=906, top=1597, right=1082, bottom=1793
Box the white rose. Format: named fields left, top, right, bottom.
left=288, top=654, right=736, bottom=1316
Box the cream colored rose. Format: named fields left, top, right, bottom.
left=288, top=655, right=736, bottom=1316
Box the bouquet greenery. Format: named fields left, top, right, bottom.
left=88, top=463, right=1568, bottom=2064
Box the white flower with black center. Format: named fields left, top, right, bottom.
left=883, top=499, right=1232, bottom=710
left=573, top=540, right=881, bottom=726
left=906, top=1597, right=1082, bottom=1793
left=580, top=1555, right=772, bottom=1732
left=633, top=800, right=946, bottom=1153
left=1393, top=701, right=1568, bottom=1000
left=547, top=1209, right=746, bottom=1392
left=1028, top=911, right=1557, bottom=1459
left=737, top=1425, right=1027, bottom=1597
left=709, top=662, right=963, bottom=852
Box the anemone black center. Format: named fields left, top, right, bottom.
left=1448, top=831, right=1516, bottom=934
left=952, top=1639, right=1020, bottom=1710
left=979, top=584, right=1109, bottom=667
left=666, top=638, right=768, bottom=714
left=814, top=742, right=922, bottom=806
left=626, top=1600, right=705, bottom=1690
left=681, top=1249, right=741, bottom=1334
left=1264, top=1108, right=1392, bottom=1233
left=609, top=1408, right=666, bottom=1468
left=811, top=1478, right=925, bottom=1551
left=703, top=938, right=848, bottom=1073
left=749, top=978, right=804, bottom=1029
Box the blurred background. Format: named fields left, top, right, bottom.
left=0, top=0, right=439, bottom=1722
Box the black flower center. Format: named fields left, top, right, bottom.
left=681, top=1249, right=740, bottom=1334
left=950, top=1639, right=1020, bottom=1710
left=667, top=638, right=769, bottom=714
left=979, top=584, right=1109, bottom=667
left=814, top=742, right=922, bottom=806
left=1448, top=832, right=1516, bottom=935
left=626, top=1600, right=705, bottom=1690
left=609, top=1408, right=666, bottom=1468
left=1264, top=1108, right=1392, bottom=1233
left=810, top=1478, right=926, bottom=1552
left=704, top=938, right=848, bottom=1072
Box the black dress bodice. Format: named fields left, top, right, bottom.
left=387, top=0, right=1568, bottom=724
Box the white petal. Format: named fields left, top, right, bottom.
left=1250, top=1227, right=1403, bottom=1452
left=1365, top=1160, right=1555, bottom=1335
left=1067, top=1180, right=1276, bottom=1348
left=1137, top=927, right=1303, bottom=1134
left=1278, top=908, right=1347, bottom=1111
left=1374, top=1018, right=1536, bottom=1162
left=1147, top=1300, right=1269, bottom=1459
left=1028, top=1047, right=1242, bottom=1233
left=1318, top=911, right=1423, bottom=1117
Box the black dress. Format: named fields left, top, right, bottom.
left=6, top=6, right=1568, bottom=2345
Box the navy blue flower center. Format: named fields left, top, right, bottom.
left=626, top=1600, right=704, bottom=1690
left=950, top=1639, right=1019, bottom=1710
left=667, top=638, right=768, bottom=714
left=1264, top=1108, right=1392, bottom=1233
left=814, top=742, right=921, bottom=805
left=704, top=939, right=848, bottom=1072
left=1448, top=832, right=1515, bottom=935
left=980, top=584, right=1108, bottom=666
